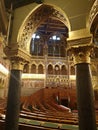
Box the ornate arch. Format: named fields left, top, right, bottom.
left=38, top=61, right=44, bottom=66
left=70, top=65, right=75, bottom=75
left=61, top=65, right=67, bottom=75
left=54, top=64, right=60, bottom=75
left=89, top=0, right=98, bottom=29
left=38, top=64, right=44, bottom=74
left=47, top=64, right=53, bottom=74
left=17, top=4, right=70, bottom=53
left=31, top=64, right=36, bottom=73
left=23, top=64, right=29, bottom=73
left=31, top=61, right=37, bottom=66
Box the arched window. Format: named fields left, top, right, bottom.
left=30, top=33, right=44, bottom=56
left=31, top=64, right=36, bottom=73
left=48, top=33, right=66, bottom=57
left=60, top=45, right=66, bottom=57
left=61, top=65, right=67, bottom=75
left=54, top=45, right=59, bottom=56
left=23, top=64, right=29, bottom=73
left=54, top=65, right=60, bottom=75
left=48, top=45, right=53, bottom=56
left=38, top=64, right=43, bottom=74
left=70, top=66, right=75, bottom=75
left=48, top=64, right=53, bottom=74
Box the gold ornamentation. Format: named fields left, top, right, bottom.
left=67, top=36, right=92, bottom=47
left=3, top=44, right=30, bottom=70
left=10, top=58, right=24, bottom=70
left=89, top=0, right=98, bottom=27
left=68, top=45, right=93, bottom=65
left=17, top=4, right=69, bottom=52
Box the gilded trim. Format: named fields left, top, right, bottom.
left=68, top=45, right=93, bottom=65
left=89, top=0, right=98, bottom=27
left=10, top=58, right=24, bottom=70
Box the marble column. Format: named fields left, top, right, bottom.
left=70, top=45, right=97, bottom=130
left=5, top=58, right=24, bottom=130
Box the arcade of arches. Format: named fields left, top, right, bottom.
left=0, top=0, right=98, bottom=130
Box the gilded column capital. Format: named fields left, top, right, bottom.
left=10, top=57, right=27, bottom=71
left=68, top=45, right=94, bottom=65
left=3, top=45, right=30, bottom=70
left=3, top=45, right=30, bottom=61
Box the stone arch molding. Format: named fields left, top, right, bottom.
left=17, top=4, right=70, bottom=53
left=89, top=0, right=98, bottom=28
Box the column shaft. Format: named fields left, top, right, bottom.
left=76, top=63, right=97, bottom=130
left=5, top=69, right=21, bottom=130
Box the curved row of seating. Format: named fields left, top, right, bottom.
left=0, top=87, right=79, bottom=130
left=21, top=87, right=75, bottom=113
left=0, top=87, right=98, bottom=130
left=18, top=87, right=79, bottom=129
